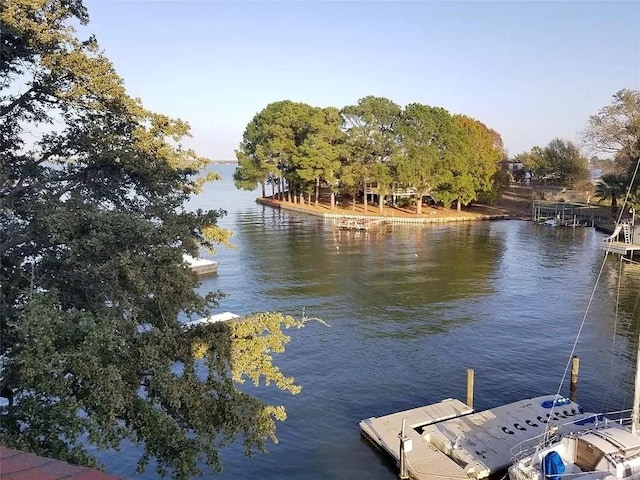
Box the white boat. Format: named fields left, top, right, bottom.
left=509, top=298, right=640, bottom=479
left=509, top=419, right=640, bottom=480
left=183, top=311, right=240, bottom=328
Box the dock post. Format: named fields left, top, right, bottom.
left=399, top=418, right=409, bottom=480
left=570, top=355, right=580, bottom=401
left=466, top=368, right=474, bottom=409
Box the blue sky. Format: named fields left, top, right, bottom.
left=83, top=1, right=639, bottom=160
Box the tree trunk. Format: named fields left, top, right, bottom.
left=315, top=177, right=320, bottom=206
left=330, top=192, right=335, bottom=210
left=278, top=176, right=283, bottom=200
left=363, top=178, right=368, bottom=212
left=416, top=195, right=423, bottom=215
left=261, top=181, right=266, bottom=198
left=379, top=194, right=384, bottom=214
left=457, top=199, right=462, bottom=211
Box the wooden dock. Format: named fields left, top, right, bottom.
left=360, top=395, right=598, bottom=480
left=360, top=398, right=472, bottom=479
left=601, top=241, right=640, bottom=256
left=335, top=217, right=383, bottom=231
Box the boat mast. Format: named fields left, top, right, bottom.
left=633, top=335, right=640, bottom=435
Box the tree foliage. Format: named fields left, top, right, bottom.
left=237, top=97, right=505, bottom=212
left=443, top=115, right=503, bottom=211
left=594, top=173, right=630, bottom=213
left=341, top=96, right=401, bottom=210
left=1, top=1, right=302, bottom=478
left=393, top=104, right=453, bottom=214
left=582, top=89, right=640, bottom=173
left=234, top=101, right=344, bottom=206
left=514, top=146, right=545, bottom=178
left=584, top=90, right=640, bottom=211
left=543, top=138, right=590, bottom=188
left=514, top=139, right=588, bottom=188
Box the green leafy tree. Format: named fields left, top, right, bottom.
left=293, top=107, right=345, bottom=207
left=514, top=146, right=546, bottom=180
left=235, top=100, right=301, bottom=200
left=594, top=173, right=629, bottom=213
left=393, top=104, right=453, bottom=214
left=234, top=113, right=280, bottom=197
left=370, top=161, right=393, bottom=213
left=438, top=115, right=502, bottom=211
left=236, top=101, right=318, bottom=203
left=338, top=161, right=365, bottom=210
left=582, top=89, right=640, bottom=176
left=542, top=138, right=589, bottom=188
left=1, top=2, right=303, bottom=478
left=341, top=96, right=401, bottom=211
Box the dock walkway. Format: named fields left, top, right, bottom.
left=600, top=222, right=640, bottom=256
left=361, top=398, right=472, bottom=479
left=360, top=395, right=598, bottom=480
left=602, top=241, right=640, bottom=256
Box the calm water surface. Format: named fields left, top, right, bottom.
left=103, top=165, right=640, bottom=479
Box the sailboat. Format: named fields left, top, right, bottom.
left=509, top=168, right=640, bottom=480
left=509, top=365, right=640, bottom=479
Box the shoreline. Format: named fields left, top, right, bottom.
left=256, top=197, right=526, bottom=224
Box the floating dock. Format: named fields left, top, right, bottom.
left=600, top=222, right=640, bottom=257
left=183, top=254, right=218, bottom=275
left=360, top=394, right=600, bottom=480
left=335, top=217, right=384, bottom=231
left=601, top=241, right=640, bottom=256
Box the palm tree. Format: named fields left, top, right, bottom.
left=594, top=173, right=629, bottom=213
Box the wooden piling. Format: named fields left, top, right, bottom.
left=570, top=355, right=579, bottom=401
left=467, top=369, right=474, bottom=409
left=399, top=418, right=408, bottom=480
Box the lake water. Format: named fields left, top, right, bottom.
left=104, top=164, right=640, bottom=479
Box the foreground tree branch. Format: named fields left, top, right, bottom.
left=0, top=1, right=302, bottom=478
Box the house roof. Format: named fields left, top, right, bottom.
left=0, top=446, right=123, bottom=480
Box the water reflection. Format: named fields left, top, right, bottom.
left=234, top=214, right=506, bottom=331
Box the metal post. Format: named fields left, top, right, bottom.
left=467, top=368, right=475, bottom=410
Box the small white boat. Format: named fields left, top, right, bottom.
left=183, top=311, right=239, bottom=328
left=183, top=254, right=218, bottom=275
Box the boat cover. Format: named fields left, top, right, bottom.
left=542, top=451, right=565, bottom=480
left=541, top=397, right=571, bottom=408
